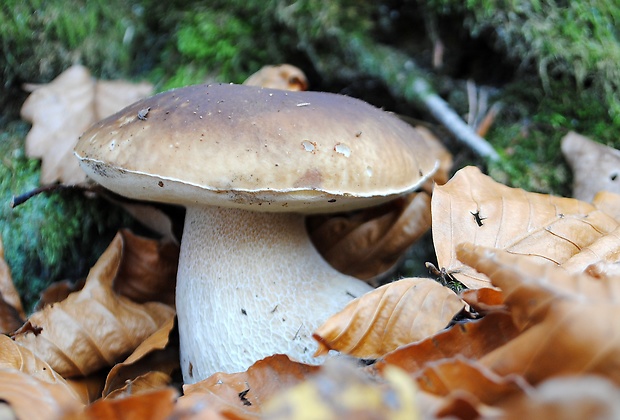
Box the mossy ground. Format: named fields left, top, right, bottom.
left=2, top=0, right=619, bottom=305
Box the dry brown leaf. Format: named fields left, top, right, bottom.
left=457, top=243, right=620, bottom=385
left=103, top=316, right=178, bottom=397
left=378, top=311, right=518, bottom=374
left=313, top=278, right=464, bottom=359
left=178, top=354, right=319, bottom=419
left=105, top=371, right=173, bottom=399
left=67, top=387, right=177, bottom=420
left=263, top=359, right=420, bottom=420
left=12, top=232, right=175, bottom=378
left=500, top=375, right=620, bottom=420
left=243, top=64, right=308, bottom=91
left=114, top=229, right=178, bottom=306
left=0, top=334, right=86, bottom=403
left=0, top=236, right=25, bottom=322
left=35, top=278, right=85, bottom=311
left=432, top=166, right=618, bottom=288
left=20, top=65, right=153, bottom=185
left=309, top=192, right=431, bottom=281
left=0, top=368, right=84, bottom=419
left=593, top=190, right=620, bottom=222
left=561, top=131, right=620, bottom=202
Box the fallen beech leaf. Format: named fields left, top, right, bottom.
left=243, top=64, right=308, bottom=91
left=457, top=244, right=620, bottom=385
left=413, top=356, right=529, bottom=406
left=263, top=359, right=420, bottom=420
left=12, top=233, right=175, bottom=378
left=561, top=131, right=620, bottom=202
left=313, top=278, right=464, bottom=359
left=561, top=225, right=620, bottom=274
left=67, top=387, right=177, bottom=420
left=114, top=229, right=178, bottom=306
left=0, top=368, right=84, bottom=419
left=432, top=166, right=618, bottom=288
left=0, top=334, right=85, bottom=403
left=178, top=354, right=319, bottom=419
left=500, top=375, right=620, bottom=420
left=378, top=311, right=518, bottom=374
left=105, top=371, right=172, bottom=399
left=0, top=236, right=25, bottom=322
left=20, top=65, right=153, bottom=185
left=103, top=316, right=178, bottom=397
left=593, top=191, right=620, bottom=222
left=309, top=192, right=431, bottom=281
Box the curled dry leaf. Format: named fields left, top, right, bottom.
left=432, top=166, right=618, bottom=288
left=0, top=236, right=25, bottom=323
left=12, top=233, right=175, bottom=378
left=457, top=243, right=620, bottom=385
left=243, top=64, right=308, bottom=91
left=0, top=368, right=84, bottom=419
left=561, top=131, right=620, bottom=202
left=309, top=192, right=431, bottom=281
left=263, top=358, right=420, bottom=420
left=20, top=65, right=153, bottom=185
left=313, top=277, right=464, bottom=359
left=177, top=354, right=319, bottom=419
left=103, top=316, right=178, bottom=397
left=0, top=334, right=85, bottom=403
left=460, top=287, right=506, bottom=314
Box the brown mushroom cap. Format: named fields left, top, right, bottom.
left=75, top=83, right=437, bottom=213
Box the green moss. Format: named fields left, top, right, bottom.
left=0, top=0, right=149, bottom=118
left=0, top=121, right=130, bottom=311
left=427, top=0, right=620, bottom=124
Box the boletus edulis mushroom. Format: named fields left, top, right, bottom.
left=74, top=83, right=439, bottom=383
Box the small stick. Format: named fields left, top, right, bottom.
left=10, top=183, right=86, bottom=208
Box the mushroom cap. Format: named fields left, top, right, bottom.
left=75, top=83, right=438, bottom=213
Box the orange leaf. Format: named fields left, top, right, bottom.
left=432, top=166, right=618, bottom=288
left=243, top=64, right=308, bottom=91
left=561, top=225, right=620, bottom=274
left=12, top=233, right=175, bottom=377
left=457, top=243, right=620, bottom=385
left=0, top=368, right=83, bottom=419
left=378, top=311, right=518, bottom=374
left=593, top=191, right=620, bottom=222
left=313, top=278, right=464, bottom=359
left=178, top=354, right=319, bottom=419
left=67, top=387, right=177, bottom=420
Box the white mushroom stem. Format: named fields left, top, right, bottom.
left=176, top=205, right=373, bottom=383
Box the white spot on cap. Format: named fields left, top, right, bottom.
left=334, top=143, right=351, bottom=157
left=366, top=166, right=373, bottom=177
left=109, top=140, right=116, bottom=151
left=301, top=140, right=316, bottom=152
left=296, top=102, right=311, bottom=107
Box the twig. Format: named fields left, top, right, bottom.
left=10, top=183, right=88, bottom=208
left=342, top=35, right=500, bottom=161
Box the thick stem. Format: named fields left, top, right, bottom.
left=176, top=205, right=373, bottom=383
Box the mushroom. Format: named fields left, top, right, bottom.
left=74, top=83, right=438, bottom=383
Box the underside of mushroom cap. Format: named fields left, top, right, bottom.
left=75, top=83, right=438, bottom=213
